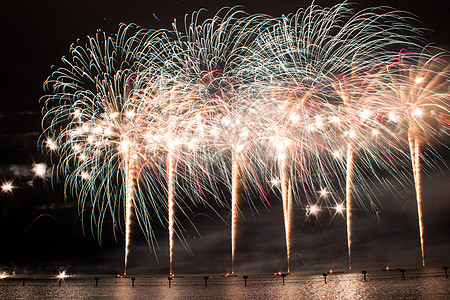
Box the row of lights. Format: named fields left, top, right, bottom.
left=1, top=163, right=48, bottom=193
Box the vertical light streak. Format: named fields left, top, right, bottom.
left=408, top=130, right=425, bottom=266
left=167, top=147, right=176, bottom=276
left=279, top=154, right=291, bottom=273
left=231, top=152, right=239, bottom=275
left=123, top=145, right=134, bottom=276
left=345, top=143, right=354, bottom=270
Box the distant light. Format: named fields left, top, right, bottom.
left=33, top=163, right=47, bottom=177
left=58, top=271, right=67, bottom=279
left=1, top=182, right=13, bottom=193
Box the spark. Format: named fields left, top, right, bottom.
left=335, top=204, right=344, bottom=213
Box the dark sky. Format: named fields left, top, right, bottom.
left=1, top=1, right=449, bottom=275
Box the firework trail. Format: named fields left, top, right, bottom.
left=408, top=130, right=425, bottom=266
left=231, top=152, right=239, bottom=274
left=167, top=147, right=176, bottom=276
left=279, top=152, right=291, bottom=272
left=345, top=143, right=353, bottom=269
left=123, top=142, right=135, bottom=275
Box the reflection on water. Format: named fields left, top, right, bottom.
left=0, top=269, right=448, bottom=299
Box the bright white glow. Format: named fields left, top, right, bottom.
left=120, top=140, right=131, bottom=150
left=79, top=153, right=87, bottom=161
left=93, top=126, right=103, bottom=134
left=222, top=117, right=231, bottom=126
left=360, top=109, right=371, bottom=120
left=336, top=204, right=344, bottom=213
left=388, top=111, right=398, bottom=122
left=33, top=163, right=47, bottom=177
left=47, top=138, right=58, bottom=151
left=315, top=116, right=323, bottom=128
left=73, top=109, right=81, bottom=118
left=330, top=116, right=340, bottom=123
left=309, top=205, right=319, bottom=214
left=87, top=135, right=95, bottom=143
left=348, top=130, right=356, bottom=139
left=276, top=139, right=290, bottom=151
left=415, top=77, right=424, bottom=84
left=290, top=114, right=300, bottom=122
left=271, top=179, right=280, bottom=186
left=372, top=129, right=379, bottom=136
left=80, top=171, right=90, bottom=180
left=126, top=110, right=135, bottom=118
left=58, top=271, right=67, bottom=279
left=188, top=139, right=197, bottom=150
left=236, top=144, right=244, bottom=152
left=306, top=124, right=315, bottom=131
left=239, top=129, right=248, bottom=138
left=319, top=189, right=328, bottom=197
left=110, top=112, right=119, bottom=119
left=2, top=182, right=13, bottom=192
left=333, top=151, right=341, bottom=159
left=412, top=107, right=422, bottom=117
left=169, top=139, right=181, bottom=148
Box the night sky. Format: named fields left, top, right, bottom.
left=1, top=1, right=450, bottom=275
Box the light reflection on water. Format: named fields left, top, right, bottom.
left=0, top=269, right=448, bottom=299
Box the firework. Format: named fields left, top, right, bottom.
left=369, top=50, right=450, bottom=266
left=40, top=2, right=450, bottom=274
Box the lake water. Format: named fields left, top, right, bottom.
left=1, top=269, right=449, bottom=299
